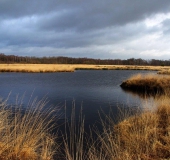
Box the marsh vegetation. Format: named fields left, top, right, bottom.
left=0, top=64, right=169, bottom=73
left=0, top=97, right=57, bottom=160
left=120, top=73, right=170, bottom=95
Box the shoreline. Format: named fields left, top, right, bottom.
left=0, top=64, right=169, bottom=73
left=120, top=73, right=170, bottom=96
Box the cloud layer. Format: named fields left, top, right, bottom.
left=1, top=0, right=170, bottom=59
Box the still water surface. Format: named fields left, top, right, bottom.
left=0, top=70, right=156, bottom=129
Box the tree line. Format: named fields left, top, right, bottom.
left=0, top=53, right=170, bottom=66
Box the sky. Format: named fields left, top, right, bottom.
left=1, top=0, right=170, bottom=60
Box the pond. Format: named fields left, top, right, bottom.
left=0, top=70, right=156, bottom=132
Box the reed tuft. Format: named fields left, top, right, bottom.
left=120, top=73, right=170, bottom=95
left=0, top=97, right=57, bottom=160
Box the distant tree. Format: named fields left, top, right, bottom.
left=0, top=53, right=170, bottom=66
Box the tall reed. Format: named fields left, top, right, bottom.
left=61, top=102, right=86, bottom=160
left=87, top=98, right=170, bottom=160
left=0, top=96, right=57, bottom=160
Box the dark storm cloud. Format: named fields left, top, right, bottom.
left=1, top=0, right=170, bottom=59
left=0, top=0, right=62, bottom=18
left=0, top=22, right=146, bottom=49
left=37, top=0, right=170, bottom=32
left=1, top=0, right=170, bottom=29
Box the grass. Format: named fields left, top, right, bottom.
left=0, top=64, right=169, bottom=73
left=96, top=103, right=170, bottom=159
left=158, top=69, right=170, bottom=75
left=0, top=97, right=57, bottom=160
left=62, top=105, right=86, bottom=160
left=0, top=64, right=75, bottom=73
left=120, top=73, right=170, bottom=95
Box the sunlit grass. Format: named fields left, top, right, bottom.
left=158, top=69, right=170, bottom=74
left=0, top=97, right=57, bottom=160
left=85, top=94, right=170, bottom=159
left=0, top=64, right=75, bottom=72
left=0, top=64, right=169, bottom=73
left=120, top=73, right=170, bottom=95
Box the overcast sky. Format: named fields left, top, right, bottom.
left=1, top=0, right=170, bottom=60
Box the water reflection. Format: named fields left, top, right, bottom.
left=120, top=87, right=161, bottom=99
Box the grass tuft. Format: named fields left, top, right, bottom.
left=87, top=103, right=170, bottom=160
left=120, top=73, right=170, bottom=95
left=0, top=97, right=57, bottom=160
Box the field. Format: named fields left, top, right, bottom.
left=0, top=64, right=170, bottom=73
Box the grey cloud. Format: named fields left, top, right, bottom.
left=0, top=0, right=61, bottom=19
left=1, top=0, right=170, bottom=59
left=2, top=0, right=169, bottom=31
left=0, top=22, right=147, bottom=49
left=37, top=0, right=170, bottom=32
left=0, top=0, right=84, bottom=20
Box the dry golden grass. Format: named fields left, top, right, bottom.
left=0, top=97, right=57, bottom=160
left=1, top=94, right=170, bottom=159
left=0, top=64, right=75, bottom=73
left=0, top=64, right=169, bottom=73
left=112, top=104, right=170, bottom=159
left=158, top=69, right=170, bottom=75
left=62, top=105, right=86, bottom=160
left=87, top=100, right=170, bottom=160
left=120, top=73, right=170, bottom=95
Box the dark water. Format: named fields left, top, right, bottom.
left=0, top=70, right=155, bottom=131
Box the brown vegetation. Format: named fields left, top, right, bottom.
left=101, top=104, right=170, bottom=159
left=120, top=74, right=170, bottom=95
left=0, top=64, right=75, bottom=73
left=0, top=64, right=168, bottom=73
left=0, top=98, right=57, bottom=160
left=158, top=69, right=170, bottom=75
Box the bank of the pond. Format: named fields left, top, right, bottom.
left=158, top=69, right=170, bottom=75
left=120, top=73, right=170, bottom=95
left=0, top=64, right=169, bottom=73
